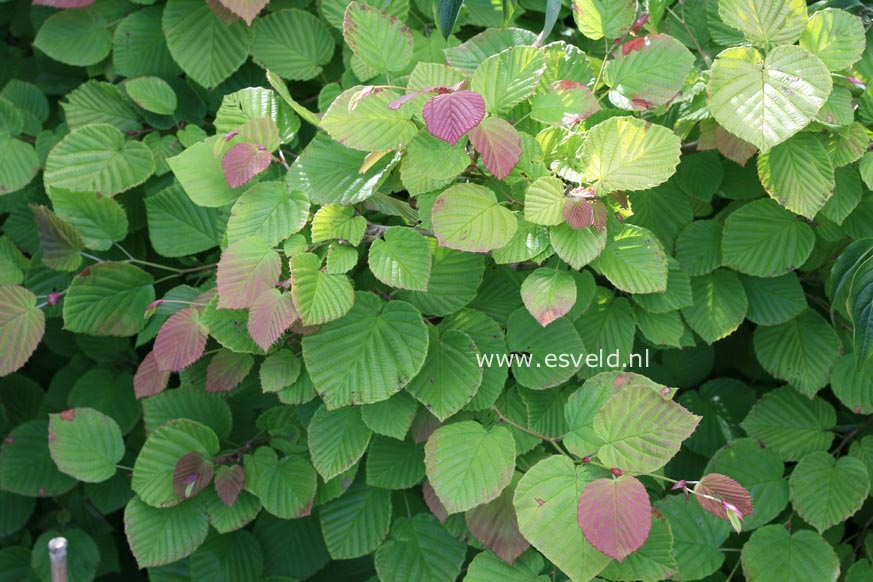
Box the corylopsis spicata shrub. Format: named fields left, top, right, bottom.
left=1, top=0, right=873, bottom=581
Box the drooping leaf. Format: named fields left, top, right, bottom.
left=466, top=477, right=529, bottom=564
left=757, top=132, right=835, bottom=219
left=226, top=182, right=309, bottom=247
left=290, top=252, right=355, bottom=325
left=681, top=269, right=748, bottom=344
left=422, top=91, right=486, bottom=145
left=320, top=483, right=392, bottom=559
left=0, top=286, right=44, bottom=377
left=221, top=143, right=272, bottom=188
left=308, top=405, right=372, bottom=481
left=154, top=307, right=208, bottom=372
left=592, top=223, right=668, bottom=294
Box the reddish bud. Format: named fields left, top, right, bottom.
left=581, top=456, right=592, bottom=463
left=47, top=292, right=62, bottom=306
left=632, top=13, right=649, bottom=32
left=846, top=76, right=867, bottom=90
left=610, top=467, right=623, bottom=477
left=223, top=130, right=239, bottom=141
left=671, top=479, right=689, bottom=503
left=144, top=299, right=163, bottom=319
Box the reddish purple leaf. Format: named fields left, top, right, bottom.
left=468, top=117, right=521, bottom=180
left=465, top=480, right=529, bottom=564
left=153, top=306, right=208, bottom=372
left=32, top=0, right=95, bottom=7
left=388, top=91, right=425, bottom=110
left=247, top=289, right=298, bottom=351
left=134, top=351, right=170, bottom=399
left=222, top=143, right=272, bottom=188
left=422, top=481, right=449, bottom=523
left=216, top=238, right=282, bottom=310
left=693, top=473, right=754, bottom=521
left=591, top=199, right=609, bottom=233
left=563, top=197, right=595, bottom=230
left=214, top=464, right=245, bottom=506
left=217, top=0, right=269, bottom=26
left=206, top=349, right=254, bottom=393
left=31, top=205, right=83, bottom=271
left=172, top=452, right=215, bottom=499
left=423, top=90, right=486, bottom=145
left=578, top=475, right=652, bottom=562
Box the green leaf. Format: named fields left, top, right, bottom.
left=145, top=183, right=226, bottom=258
left=578, top=117, right=682, bottom=194
left=718, top=0, right=808, bottom=47
left=252, top=448, right=317, bottom=519
left=321, top=87, right=418, bottom=152
left=574, top=296, right=637, bottom=377
left=800, top=8, right=867, bottom=71
left=290, top=252, right=355, bottom=326
left=549, top=223, right=607, bottom=270
left=125, top=77, right=177, bottom=115
left=204, top=488, right=260, bottom=534
left=593, top=223, right=668, bottom=294
left=571, top=0, right=637, bottom=40
left=320, top=483, right=392, bottom=559
left=398, top=239, right=486, bottom=316
left=655, top=493, right=730, bottom=580
left=32, top=204, right=83, bottom=272
left=33, top=7, right=111, bottom=67
left=425, top=421, right=515, bottom=514
left=595, top=384, right=701, bottom=473
left=167, top=137, right=250, bottom=207
left=361, top=391, right=418, bottom=440
left=311, top=204, right=367, bottom=246
left=432, top=184, right=518, bottom=253
left=740, top=387, right=836, bottom=461
left=375, top=514, right=466, bottom=582
left=162, top=0, right=252, bottom=89
left=0, top=135, right=40, bottom=195
left=471, top=46, right=546, bottom=114
left=521, top=268, right=577, bottom=327
left=189, top=530, right=264, bottom=582
left=252, top=9, right=334, bottom=81
left=63, top=262, right=155, bottom=337
left=132, top=419, right=219, bottom=508
left=605, top=34, right=696, bottom=110
left=366, top=436, right=425, bottom=490
left=789, top=451, right=869, bottom=533
left=214, top=87, right=301, bottom=145
left=141, top=388, right=232, bottom=441
left=368, top=227, right=431, bottom=291
left=530, top=80, right=600, bottom=127
left=303, top=292, right=428, bottom=409
left=0, top=285, right=45, bottom=377
left=513, top=456, right=610, bottom=581
left=45, top=124, right=155, bottom=197
left=757, top=133, right=835, bottom=219
left=506, top=306, right=586, bottom=389
left=707, top=45, right=832, bottom=152
left=598, top=514, right=677, bottom=581
left=288, top=133, right=399, bottom=206
left=434, top=0, right=464, bottom=39
left=524, top=176, right=567, bottom=226
left=112, top=7, right=182, bottom=78
left=407, top=327, right=482, bottom=420
left=0, top=420, right=76, bottom=497
left=464, top=550, right=549, bottom=582
left=740, top=273, right=807, bottom=326
left=48, top=408, right=124, bottom=483
left=61, top=80, right=141, bottom=133
left=753, top=308, right=841, bottom=397
left=681, top=269, right=748, bottom=344
left=741, top=525, right=839, bottom=582
left=48, top=187, right=129, bottom=251
left=830, top=353, right=873, bottom=415
left=722, top=199, right=815, bottom=276
left=308, top=405, right=372, bottom=480
left=124, top=496, right=209, bottom=568
left=343, top=2, right=413, bottom=73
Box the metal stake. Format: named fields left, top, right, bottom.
left=48, top=537, right=68, bottom=582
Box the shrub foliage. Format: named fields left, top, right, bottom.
left=1, top=0, right=873, bottom=581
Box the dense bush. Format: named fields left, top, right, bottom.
left=1, top=0, right=873, bottom=580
